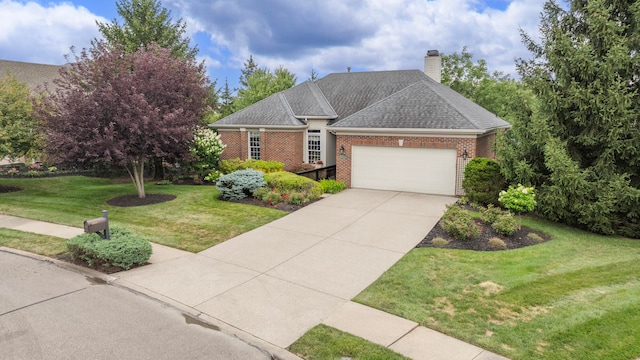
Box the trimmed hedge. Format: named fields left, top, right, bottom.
left=264, top=171, right=324, bottom=200
left=67, top=226, right=152, bottom=270
left=216, top=169, right=266, bottom=200
left=219, top=158, right=284, bottom=174
left=462, top=157, right=506, bottom=206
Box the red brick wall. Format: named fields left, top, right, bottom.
left=217, top=129, right=303, bottom=171
left=475, top=132, right=497, bottom=159
left=262, top=131, right=304, bottom=171
left=335, top=135, right=478, bottom=189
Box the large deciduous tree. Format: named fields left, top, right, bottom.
left=34, top=43, right=209, bottom=198
left=234, top=66, right=297, bottom=111
left=96, top=0, right=196, bottom=59
left=0, top=73, right=39, bottom=161
left=497, top=0, right=640, bottom=237
left=441, top=47, right=535, bottom=124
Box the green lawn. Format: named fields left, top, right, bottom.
left=0, top=176, right=286, bottom=252
left=288, top=324, right=409, bottom=360
left=354, top=217, right=640, bottom=360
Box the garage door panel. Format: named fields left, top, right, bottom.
left=351, top=146, right=456, bottom=195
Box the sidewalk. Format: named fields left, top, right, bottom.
left=0, top=190, right=509, bottom=360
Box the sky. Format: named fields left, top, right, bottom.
left=0, top=0, right=547, bottom=92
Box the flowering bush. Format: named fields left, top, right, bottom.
left=499, top=184, right=536, bottom=214
left=491, top=213, right=519, bottom=236
left=189, top=128, right=226, bottom=179
left=6, top=167, right=19, bottom=176
left=440, top=205, right=482, bottom=241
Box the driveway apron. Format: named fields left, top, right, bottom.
left=115, top=189, right=455, bottom=348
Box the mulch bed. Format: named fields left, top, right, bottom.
left=417, top=218, right=551, bottom=251
left=106, top=193, right=176, bottom=207
left=0, top=185, right=22, bottom=193
left=223, top=196, right=320, bottom=212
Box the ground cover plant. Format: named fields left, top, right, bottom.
left=0, top=176, right=286, bottom=252
left=355, top=217, right=640, bottom=359
left=289, top=324, right=409, bottom=360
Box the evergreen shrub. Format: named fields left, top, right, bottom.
left=264, top=172, right=323, bottom=200
left=219, top=158, right=284, bottom=174
left=66, top=227, right=151, bottom=270
left=216, top=169, right=266, bottom=200
left=462, top=158, right=506, bottom=205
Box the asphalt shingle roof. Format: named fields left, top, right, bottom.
left=0, top=59, right=63, bottom=91
left=213, top=93, right=305, bottom=128
left=330, top=77, right=509, bottom=130
left=212, top=69, right=510, bottom=132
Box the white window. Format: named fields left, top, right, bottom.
left=307, top=129, right=321, bottom=163
left=249, top=131, right=260, bottom=159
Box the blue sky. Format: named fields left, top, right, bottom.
left=0, top=0, right=546, bottom=92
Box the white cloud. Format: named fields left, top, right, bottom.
left=0, top=0, right=107, bottom=64
left=169, top=0, right=545, bottom=81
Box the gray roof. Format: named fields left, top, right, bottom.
left=283, top=80, right=336, bottom=118
left=211, top=69, right=510, bottom=132
left=330, top=77, right=509, bottom=130
left=213, top=93, right=306, bottom=128
left=0, top=59, right=64, bottom=91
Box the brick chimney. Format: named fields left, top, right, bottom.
left=424, top=49, right=441, bottom=83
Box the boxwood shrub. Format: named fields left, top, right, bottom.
left=319, top=179, right=346, bottom=194
left=219, top=158, right=284, bottom=174
left=216, top=169, right=266, bottom=200
left=264, top=171, right=324, bottom=200
left=462, top=157, right=506, bottom=206
left=67, top=226, right=152, bottom=270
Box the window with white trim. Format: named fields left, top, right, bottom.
left=249, top=131, right=260, bottom=159
left=307, top=129, right=321, bottom=163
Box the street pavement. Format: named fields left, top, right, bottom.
left=0, top=249, right=272, bottom=360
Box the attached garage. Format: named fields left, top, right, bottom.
left=351, top=146, right=457, bottom=195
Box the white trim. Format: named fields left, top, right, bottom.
left=330, top=127, right=508, bottom=136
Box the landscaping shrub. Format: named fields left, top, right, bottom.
left=480, top=204, right=506, bottom=224
left=216, top=169, right=266, bottom=200
left=290, top=163, right=316, bottom=173
left=189, top=128, right=226, bottom=179
left=527, top=232, right=544, bottom=243
left=491, top=213, right=519, bottom=236
left=462, top=157, right=506, bottom=206
left=319, top=179, right=346, bottom=194
left=219, top=158, right=284, bottom=174
left=499, top=183, right=537, bottom=214
left=431, top=237, right=449, bottom=247
left=287, top=193, right=306, bottom=205
left=488, top=237, right=507, bottom=250
left=66, top=226, right=152, bottom=270
left=264, top=172, right=323, bottom=200
left=440, top=205, right=482, bottom=241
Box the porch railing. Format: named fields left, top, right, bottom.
left=295, top=165, right=336, bottom=181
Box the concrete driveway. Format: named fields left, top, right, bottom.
left=0, top=249, right=271, bottom=360
left=115, top=189, right=455, bottom=348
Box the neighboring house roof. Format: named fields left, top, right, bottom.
left=211, top=69, right=510, bottom=133
left=0, top=59, right=64, bottom=91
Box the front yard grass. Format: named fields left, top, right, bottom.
left=288, top=324, right=409, bottom=360
left=0, top=176, right=286, bottom=252
left=354, top=217, right=640, bottom=360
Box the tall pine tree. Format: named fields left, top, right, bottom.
left=498, top=0, right=640, bottom=237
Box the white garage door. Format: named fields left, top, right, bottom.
left=351, top=146, right=457, bottom=195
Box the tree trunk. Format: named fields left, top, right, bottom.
left=126, top=160, right=146, bottom=198
left=153, top=156, right=164, bottom=180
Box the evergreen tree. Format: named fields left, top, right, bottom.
left=96, top=0, right=197, bottom=59
left=497, top=0, right=640, bottom=237
left=218, top=78, right=235, bottom=118
left=238, top=55, right=258, bottom=89
left=308, top=68, right=319, bottom=81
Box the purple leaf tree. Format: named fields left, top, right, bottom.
left=35, top=42, right=209, bottom=198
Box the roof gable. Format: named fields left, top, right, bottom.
left=329, top=77, right=510, bottom=131
left=213, top=92, right=305, bottom=128
left=283, top=80, right=336, bottom=119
